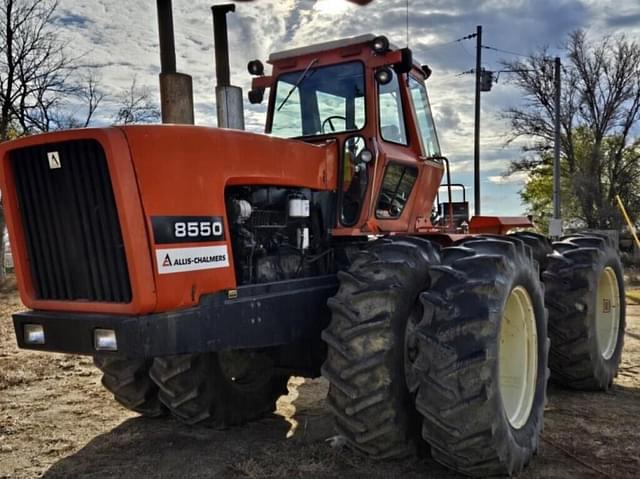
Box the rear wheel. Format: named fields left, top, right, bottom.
left=94, top=356, right=166, bottom=417
left=149, top=351, right=289, bottom=427
left=413, top=236, right=549, bottom=477
left=509, top=231, right=553, bottom=271
left=322, top=238, right=439, bottom=458
left=543, top=234, right=625, bottom=390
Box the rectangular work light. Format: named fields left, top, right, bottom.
left=94, top=329, right=118, bottom=351
left=23, top=323, right=45, bottom=345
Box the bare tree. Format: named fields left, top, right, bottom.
left=51, top=70, right=105, bottom=129
left=113, top=77, right=160, bottom=125
left=1, top=0, right=68, bottom=137
left=0, top=0, right=104, bottom=282
left=504, top=31, right=640, bottom=229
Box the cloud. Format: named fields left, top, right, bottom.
left=606, top=12, right=640, bottom=28
left=487, top=171, right=529, bottom=184
left=51, top=0, right=636, bottom=213
left=435, top=104, right=462, bottom=131
left=55, top=12, right=92, bottom=29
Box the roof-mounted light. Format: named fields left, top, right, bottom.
left=375, top=67, right=393, bottom=85
left=247, top=59, right=264, bottom=76
left=371, top=36, right=390, bottom=54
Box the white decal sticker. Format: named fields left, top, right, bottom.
left=47, top=151, right=61, bottom=169
left=155, top=245, right=229, bottom=274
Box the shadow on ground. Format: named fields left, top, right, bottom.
left=42, top=380, right=455, bottom=479
left=41, top=381, right=640, bottom=478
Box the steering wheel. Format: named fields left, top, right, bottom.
left=321, top=115, right=347, bottom=134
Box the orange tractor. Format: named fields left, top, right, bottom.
left=0, top=4, right=625, bottom=477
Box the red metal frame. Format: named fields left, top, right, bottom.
left=469, top=216, right=533, bottom=234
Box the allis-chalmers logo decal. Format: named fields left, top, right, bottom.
left=47, top=151, right=61, bottom=169
left=155, top=245, right=229, bottom=274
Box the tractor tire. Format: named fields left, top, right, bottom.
left=149, top=352, right=289, bottom=427
left=543, top=234, right=625, bottom=390
left=322, top=238, right=439, bottom=459
left=509, top=231, right=553, bottom=271
left=94, top=356, right=166, bottom=417
left=414, top=236, right=549, bottom=477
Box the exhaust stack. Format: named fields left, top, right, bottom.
left=212, top=4, right=245, bottom=130
left=156, top=0, right=195, bottom=124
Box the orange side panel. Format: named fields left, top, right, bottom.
left=121, top=125, right=338, bottom=313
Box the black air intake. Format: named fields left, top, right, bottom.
left=10, top=139, right=132, bottom=303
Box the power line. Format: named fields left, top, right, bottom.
left=406, top=0, right=409, bottom=47
left=481, top=44, right=528, bottom=57
left=421, top=32, right=477, bottom=51
left=459, top=42, right=476, bottom=60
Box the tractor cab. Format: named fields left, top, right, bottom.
left=249, top=35, right=445, bottom=235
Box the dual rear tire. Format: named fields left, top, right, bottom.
left=322, top=236, right=549, bottom=476
left=507, top=232, right=626, bottom=390
left=542, top=234, right=625, bottom=390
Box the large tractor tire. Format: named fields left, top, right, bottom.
left=149, top=351, right=289, bottom=427
left=94, top=356, right=166, bottom=417
left=509, top=231, right=553, bottom=271
left=543, top=234, right=625, bottom=390
left=414, top=236, right=549, bottom=477
left=322, top=238, right=439, bottom=459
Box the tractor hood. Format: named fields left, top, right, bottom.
left=120, top=124, right=338, bottom=196
left=0, top=125, right=338, bottom=315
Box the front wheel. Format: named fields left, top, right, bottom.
left=413, top=236, right=549, bottom=477
left=94, top=356, right=166, bottom=417
left=149, top=351, right=289, bottom=427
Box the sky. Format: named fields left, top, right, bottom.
left=53, top=0, right=640, bottom=216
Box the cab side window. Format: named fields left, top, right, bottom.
left=409, top=77, right=441, bottom=156
left=376, top=163, right=418, bottom=218
left=378, top=71, right=408, bottom=145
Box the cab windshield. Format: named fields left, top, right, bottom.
left=270, top=61, right=366, bottom=138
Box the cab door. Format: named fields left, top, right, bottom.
left=371, top=68, right=437, bottom=232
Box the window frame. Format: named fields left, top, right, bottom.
left=267, top=60, right=368, bottom=139
left=407, top=75, right=442, bottom=158
left=338, top=134, right=370, bottom=227
left=374, top=160, right=419, bottom=220
left=377, top=70, right=410, bottom=147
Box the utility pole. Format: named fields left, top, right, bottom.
left=473, top=25, right=482, bottom=216
left=550, top=56, right=562, bottom=237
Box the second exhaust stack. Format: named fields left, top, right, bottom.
left=212, top=4, right=245, bottom=130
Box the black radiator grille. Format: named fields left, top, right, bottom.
left=10, top=139, right=132, bottom=302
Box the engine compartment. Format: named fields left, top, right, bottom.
left=226, top=186, right=336, bottom=286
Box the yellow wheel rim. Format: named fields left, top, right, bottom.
left=499, top=286, right=538, bottom=430
left=596, top=266, right=620, bottom=360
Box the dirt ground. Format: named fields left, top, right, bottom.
left=1, top=275, right=639, bottom=479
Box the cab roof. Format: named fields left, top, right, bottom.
left=268, top=34, right=425, bottom=73
left=268, top=34, right=383, bottom=63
